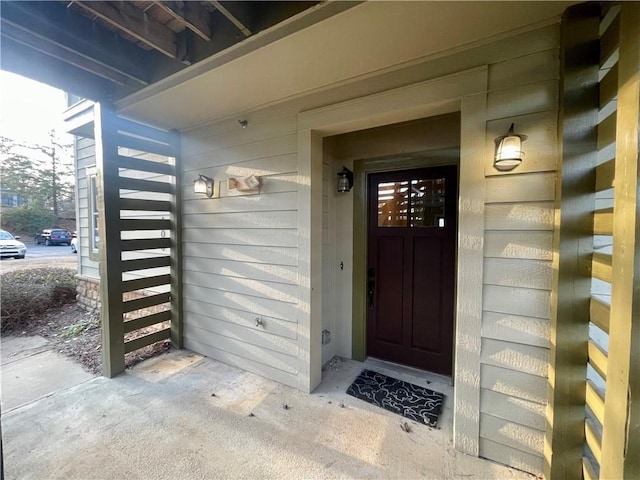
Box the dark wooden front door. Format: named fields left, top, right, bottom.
left=366, top=166, right=457, bottom=375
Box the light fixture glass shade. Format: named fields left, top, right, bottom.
left=194, top=174, right=214, bottom=197
left=494, top=123, right=527, bottom=171
left=336, top=167, right=353, bottom=193
left=337, top=174, right=350, bottom=193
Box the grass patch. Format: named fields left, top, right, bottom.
left=1, top=267, right=77, bottom=333
left=62, top=319, right=97, bottom=339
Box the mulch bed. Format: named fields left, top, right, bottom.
left=8, top=303, right=171, bottom=375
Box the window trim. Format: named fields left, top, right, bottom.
left=86, top=165, right=100, bottom=261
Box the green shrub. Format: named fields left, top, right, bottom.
left=0, top=268, right=77, bottom=332
left=0, top=207, right=56, bottom=237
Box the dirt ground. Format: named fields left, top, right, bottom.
left=1, top=257, right=171, bottom=374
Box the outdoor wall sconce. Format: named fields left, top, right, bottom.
left=194, top=174, right=215, bottom=197
left=337, top=166, right=354, bottom=193
left=494, top=123, right=527, bottom=171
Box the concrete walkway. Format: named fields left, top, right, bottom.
left=1, top=346, right=532, bottom=479
left=1, top=335, right=95, bottom=413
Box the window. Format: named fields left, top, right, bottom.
left=87, top=167, right=100, bottom=255
left=377, top=177, right=446, bottom=228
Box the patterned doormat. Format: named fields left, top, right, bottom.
left=346, top=369, right=445, bottom=427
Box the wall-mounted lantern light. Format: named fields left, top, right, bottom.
left=194, top=174, right=215, bottom=197
left=494, top=123, right=527, bottom=171
left=337, top=166, right=354, bottom=193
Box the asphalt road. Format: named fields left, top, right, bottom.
left=1, top=243, right=77, bottom=273
left=20, top=242, right=76, bottom=260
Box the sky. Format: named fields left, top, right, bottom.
left=0, top=70, right=69, bottom=146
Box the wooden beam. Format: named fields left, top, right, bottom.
left=0, top=36, right=115, bottom=102
left=544, top=4, right=600, bottom=479
left=94, top=103, right=126, bottom=377
left=0, top=20, right=146, bottom=87
left=209, top=1, right=251, bottom=37
left=585, top=418, right=602, bottom=464
left=588, top=340, right=607, bottom=381
left=122, top=292, right=171, bottom=314
left=124, top=310, right=171, bottom=334
left=1, top=1, right=153, bottom=80
left=590, top=296, right=610, bottom=334
left=153, top=1, right=211, bottom=41
left=601, top=3, right=640, bottom=479
left=124, top=327, right=170, bottom=354
left=72, top=1, right=177, bottom=58
left=169, top=129, right=184, bottom=349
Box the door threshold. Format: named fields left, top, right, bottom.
left=364, top=357, right=453, bottom=388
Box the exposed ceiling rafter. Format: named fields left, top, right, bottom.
left=153, top=1, right=212, bottom=41
left=70, top=1, right=178, bottom=59
left=209, top=1, right=252, bottom=37
left=0, top=1, right=327, bottom=103
left=1, top=19, right=148, bottom=87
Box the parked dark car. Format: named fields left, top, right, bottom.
left=35, top=228, right=73, bottom=246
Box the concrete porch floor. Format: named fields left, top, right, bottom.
left=2, top=348, right=532, bottom=479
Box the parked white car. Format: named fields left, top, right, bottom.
left=71, top=235, right=78, bottom=253
left=0, top=230, right=27, bottom=259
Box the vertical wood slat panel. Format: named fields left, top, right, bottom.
left=599, top=63, right=618, bottom=107
left=94, top=107, right=180, bottom=370
left=593, top=207, right=613, bottom=235
left=588, top=340, right=607, bottom=381
left=595, top=159, right=615, bottom=192
left=596, top=112, right=617, bottom=150
left=94, top=104, right=126, bottom=377
left=589, top=296, right=610, bottom=334
left=585, top=419, right=602, bottom=464
left=544, top=4, right=600, bottom=479
left=600, top=4, right=640, bottom=479
left=599, top=13, right=620, bottom=69
left=585, top=380, right=605, bottom=425
left=591, top=252, right=613, bottom=283
left=583, top=457, right=597, bottom=480
left=170, top=129, right=184, bottom=348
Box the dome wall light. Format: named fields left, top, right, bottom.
left=194, top=174, right=215, bottom=197
left=494, top=123, right=527, bottom=171
left=337, top=166, right=354, bottom=193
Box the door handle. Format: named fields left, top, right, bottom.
left=368, top=279, right=375, bottom=308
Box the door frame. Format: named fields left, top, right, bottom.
left=297, top=66, right=488, bottom=456
left=352, top=153, right=459, bottom=364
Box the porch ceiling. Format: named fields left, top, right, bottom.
left=0, top=0, right=328, bottom=102
left=116, top=1, right=575, bottom=131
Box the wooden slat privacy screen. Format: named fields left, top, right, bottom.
left=93, top=104, right=182, bottom=376
left=547, top=3, right=639, bottom=479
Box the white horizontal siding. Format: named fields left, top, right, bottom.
left=480, top=364, right=547, bottom=405
left=480, top=388, right=546, bottom=430
left=481, top=311, right=549, bottom=348
left=182, top=243, right=297, bottom=266
left=181, top=115, right=300, bottom=387
left=185, top=316, right=298, bottom=357
left=484, top=231, right=553, bottom=260
left=182, top=227, right=299, bottom=248
left=479, top=36, right=559, bottom=475
left=183, top=257, right=297, bottom=285
left=75, top=137, right=99, bottom=279
left=483, top=258, right=553, bottom=290
left=479, top=437, right=544, bottom=474
left=184, top=303, right=297, bottom=340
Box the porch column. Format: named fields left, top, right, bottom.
left=600, top=3, right=640, bottom=478
left=94, top=103, right=125, bottom=377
